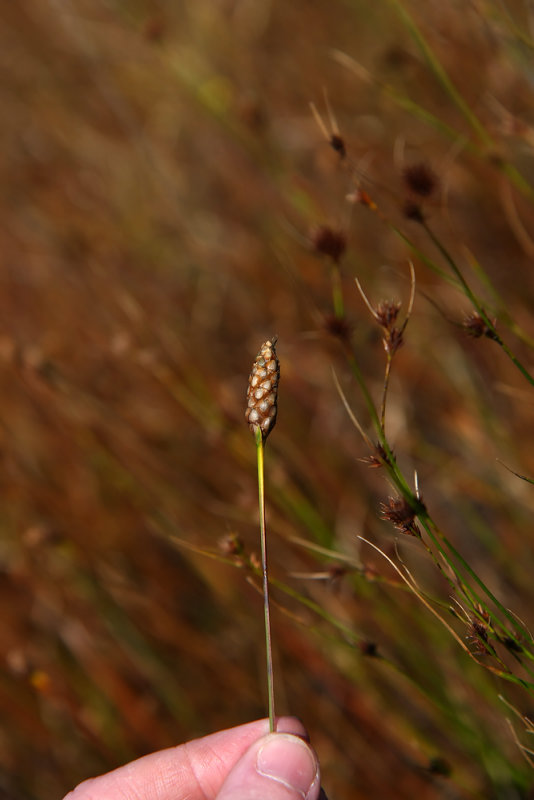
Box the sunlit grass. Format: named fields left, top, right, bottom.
left=2, top=1, right=534, bottom=799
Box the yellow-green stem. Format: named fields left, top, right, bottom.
left=380, top=353, right=393, bottom=433
left=422, top=221, right=534, bottom=387
left=255, top=426, right=275, bottom=732
left=331, top=264, right=344, bottom=318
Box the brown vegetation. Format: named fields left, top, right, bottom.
left=1, top=2, right=534, bottom=798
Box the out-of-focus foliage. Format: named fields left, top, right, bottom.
left=1, top=1, right=534, bottom=798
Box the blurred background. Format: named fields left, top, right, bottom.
left=2, top=1, right=534, bottom=797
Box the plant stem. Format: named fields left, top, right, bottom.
left=255, top=426, right=275, bottom=732
left=331, top=264, right=344, bottom=318
left=422, top=221, right=534, bottom=387
left=381, top=353, right=393, bottom=433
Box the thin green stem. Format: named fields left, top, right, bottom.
left=422, top=221, right=534, bottom=387
left=380, top=354, right=393, bottom=433
left=387, top=0, right=490, bottom=146
left=255, top=426, right=275, bottom=732
left=331, top=264, right=345, bottom=318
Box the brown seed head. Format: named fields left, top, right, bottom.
left=466, top=619, right=491, bottom=655
left=499, top=635, right=523, bottom=654
left=245, top=338, right=280, bottom=440
left=330, top=133, right=346, bottom=159
left=323, top=313, right=352, bottom=342
left=403, top=162, right=438, bottom=198
left=311, top=225, right=347, bottom=264
left=427, top=757, right=452, bottom=778
left=375, top=300, right=401, bottom=330
left=383, top=327, right=404, bottom=355
left=402, top=200, right=425, bottom=223
left=359, top=640, right=379, bottom=657
left=359, top=443, right=395, bottom=468
left=380, top=496, right=419, bottom=535
left=462, top=310, right=499, bottom=340
left=218, top=532, right=245, bottom=558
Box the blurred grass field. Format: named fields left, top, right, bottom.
left=2, top=1, right=534, bottom=798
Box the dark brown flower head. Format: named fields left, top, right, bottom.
left=359, top=453, right=383, bottom=468
left=473, top=603, right=490, bottom=624
left=462, top=311, right=499, bottom=341
left=383, top=327, right=404, bottom=356
left=245, top=338, right=280, bottom=440
left=499, top=635, right=523, bottom=654
left=311, top=225, right=347, bottom=264
left=427, top=757, right=452, bottom=778
left=329, top=133, right=346, bottom=159
left=466, top=619, right=490, bottom=655
left=375, top=300, right=401, bottom=330
left=380, top=496, right=419, bottom=535
left=218, top=532, right=245, bottom=558
left=402, top=200, right=425, bottom=223
left=403, top=162, right=439, bottom=198
left=323, top=313, right=352, bottom=342
left=359, top=640, right=379, bottom=657
left=359, top=443, right=395, bottom=468
left=326, top=563, right=348, bottom=583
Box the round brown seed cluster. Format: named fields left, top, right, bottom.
left=245, top=338, right=279, bottom=439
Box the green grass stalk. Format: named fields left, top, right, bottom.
left=255, top=421, right=275, bottom=731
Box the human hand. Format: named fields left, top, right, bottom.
left=63, top=716, right=321, bottom=800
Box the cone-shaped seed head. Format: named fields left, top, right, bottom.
left=245, top=338, right=279, bottom=439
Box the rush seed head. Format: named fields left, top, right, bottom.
left=402, top=162, right=438, bottom=198
left=462, top=310, right=499, bottom=341
left=311, top=225, right=347, bottom=264
left=375, top=300, right=401, bottom=330
left=245, top=338, right=280, bottom=440
left=380, top=496, right=419, bottom=536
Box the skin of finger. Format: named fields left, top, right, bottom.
left=62, top=717, right=307, bottom=800
left=215, top=733, right=321, bottom=800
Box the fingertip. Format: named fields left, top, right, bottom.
left=216, top=731, right=320, bottom=800
left=256, top=734, right=320, bottom=798
left=274, top=715, right=309, bottom=739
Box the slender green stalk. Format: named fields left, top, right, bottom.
left=422, top=221, right=534, bottom=387
left=331, top=264, right=345, bottom=318
left=380, top=354, right=393, bottom=433
left=386, top=0, right=491, bottom=145
left=255, top=426, right=275, bottom=732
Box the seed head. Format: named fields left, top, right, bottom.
left=359, top=640, right=379, bottom=657
left=245, top=338, right=280, bottom=440
left=427, top=757, right=452, bottom=778
left=329, top=133, right=346, bottom=159
left=359, top=443, right=395, bottom=468
left=402, top=200, right=425, bottom=223
left=466, top=619, right=491, bottom=655
left=323, top=313, right=352, bottom=342
left=311, top=225, right=347, bottom=264
left=380, top=496, right=419, bottom=535
left=402, top=162, right=438, bottom=198
left=499, top=635, right=523, bottom=655
left=218, top=532, right=245, bottom=558
left=462, top=310, right=499, bottom=341
left=375, top=300, right=401, bottom=330
left=383, top=326, right=404, bottom=355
